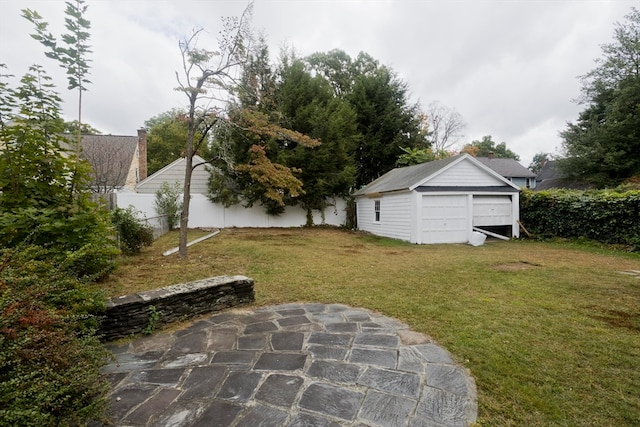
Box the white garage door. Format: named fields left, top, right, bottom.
left=473, top=196, right=512, bottom=226
left=421, top=195, right=468, bottom=244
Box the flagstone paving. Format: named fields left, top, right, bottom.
left=102, top=303, right=477, bottom=426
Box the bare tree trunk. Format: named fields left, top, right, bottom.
left=174, top=5, right=254, bottom=257
left=178, top=125, right=195, bottom=257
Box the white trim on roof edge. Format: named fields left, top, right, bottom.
left=408, top=154, right=520, bottom=191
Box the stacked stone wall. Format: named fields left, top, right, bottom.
left=99, top=275, right=254, bottom=341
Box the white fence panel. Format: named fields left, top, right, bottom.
left=115, top=193, right=347, bottom=229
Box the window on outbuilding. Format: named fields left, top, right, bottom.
left=374, top=200, right=381, bottom=222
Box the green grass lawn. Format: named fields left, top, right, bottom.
left=104, top=228, right=640, bottom=426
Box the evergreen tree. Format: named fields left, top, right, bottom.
left=346, top=52, right=428, bottom=186
left=275, top=58, right=358, bottom=220
left=208, top=46, right=429, bottom=216
left=560, top=7, right=640, bottom=187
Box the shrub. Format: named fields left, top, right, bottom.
left=520, top=189, right=640, bottom=249
left=0, top=206, right=118, bottom=280
left=154, top=181, right=183, bottom=230
left=0, top=246, right=111, bottom=426
left=112, top=207, right=154, bottom=255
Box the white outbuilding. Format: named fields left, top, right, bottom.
left=353, top=154, right=521, bottom=244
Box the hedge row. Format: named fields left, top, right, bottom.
left=520, top=189, right=640, bottom=248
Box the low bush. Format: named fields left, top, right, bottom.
left=154, top=181, right=182, bottom=230
left=520, top=189, right=640, bottom=249
left=0, top=246, right=111, bottom=426
left=112, top=207, right=154, bottom=255
left=0, top=206, right=119, bottom=280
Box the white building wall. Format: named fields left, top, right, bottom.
left=136, top=158, right=210, bottom=195
left=509, top=177, right=535, bottom=190
left=356, top=192, right=412, bottom=241
left=116, top=193, right=347, bottom=229
left=357, top=190, right=520, bottom=244
left=356, top=197, right=375, bottom=229
left=428, top=159, right=506, bottom=187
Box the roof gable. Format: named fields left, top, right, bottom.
left=353, top=155, right=461, bottom=195
left=136, top=155, right=209, bottom=194
left=354, top=154, right=519, bottom=196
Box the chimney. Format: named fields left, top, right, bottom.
left=488, top=151, right=495, bottom=160
left=137, top=128, right=147, bottom=181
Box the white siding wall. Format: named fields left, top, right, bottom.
left=137, top=161, right=210, bottom=194
left=356, top=198, right=375, bottom=228
left=116, top=193, right=347, bottom=228
left=356, top=192, right=412, bottom=241
left=428, top=159, right=505, bottom=187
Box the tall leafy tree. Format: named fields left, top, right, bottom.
left=275, top=58, right=359, bottom=220
left=63, top=119, right=100, bottom=134
left=23, top=0, right=92, bottom=197
left=207, top=109, right=321, bottom=215
left=0, top=66, right=74, bottom=214
left=209, top=46, right=429, bottom=217
left=306, top=49, right=356, bottom=96
left=347, top=53, right=428, bottom=186
left=560, top=7, right=640, bottom=187
left=307, top=50, right=430, bottom=185
left=208, top=46, right=333, bottom=218
left=0, top=64, right=115, bottom=272
left=144, top=109, right=212, bottom=175
left=461, top=135, right=520, bottom=160
left=174, top=4, right=254, bottom=257
left=23, top=0, right=92, bottom=145
left=529, top=152, right=552, bottom=174
left=178, top=10, right=319, bottom=249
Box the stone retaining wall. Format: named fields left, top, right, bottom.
left=99, top=275, right=254, bottom=341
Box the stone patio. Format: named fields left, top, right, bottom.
left=102, top=303, right=477, bottom=426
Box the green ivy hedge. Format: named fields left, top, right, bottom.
left=520, top=189, right=640, bottom=248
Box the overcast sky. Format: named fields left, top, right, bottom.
left=1, top=0, right=636, bottom=167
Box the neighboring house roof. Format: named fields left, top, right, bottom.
left=78, top=134, right=139, bottom=190
left=59, top=131, right=147, bottom=192
left=353, top=154, right=520, bottom=196
left=475, top=157, right=536, bottom=178
left=136, top=155, right=210, bottom=194
left=535, top=160, right=594, bottom=190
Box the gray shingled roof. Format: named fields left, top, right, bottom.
left=475, top=157, right=536, bottom=178
left=353, top=154, right=526, bottom=196
left=353, top=155, right=463, bottom=195
left=535, top=160, right=594, bottom=190
left=77, top=134, right=138, bottom=188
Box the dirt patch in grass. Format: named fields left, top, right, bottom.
left=591, top=309, right=640, bottom=332
left=493, top=261, right=542, bottom=271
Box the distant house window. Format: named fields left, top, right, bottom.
left=374, top=200, right=381, bottom=222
